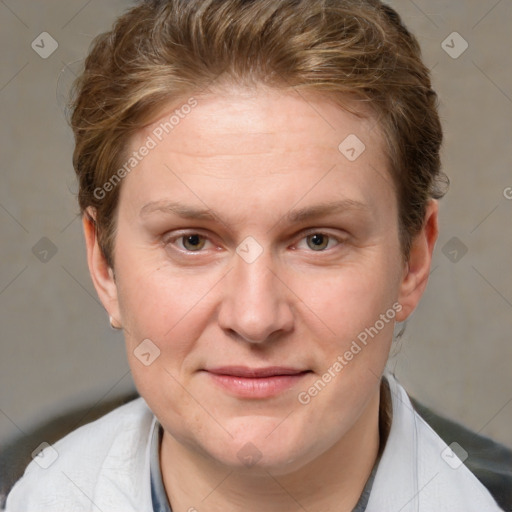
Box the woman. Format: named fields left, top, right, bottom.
left=6, top=0, right=510, bottom=510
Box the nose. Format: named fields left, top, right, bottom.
left=217, top=248, right=294, bottom=344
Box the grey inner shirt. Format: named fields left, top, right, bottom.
left=150, top=378, right=391, bottom=512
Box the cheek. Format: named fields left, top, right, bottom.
left=290, top=260, right=401, bottom=346
left=290, top=263, right=398, bottom=434
left=114, top=260, right=228, bottom=404
left=116, top=259, right=216, bottom=341
left=114, top=263, right=215, bottom=420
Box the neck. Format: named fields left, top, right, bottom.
left=160, top=386, right=382, bottom=512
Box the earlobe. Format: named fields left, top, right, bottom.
left=82, top=208, right=122, bottom=327
left=396, top=200, right=439, bottom=322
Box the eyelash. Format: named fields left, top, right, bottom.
left=162, top=229, right=346, bottom=255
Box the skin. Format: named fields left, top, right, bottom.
left=83, top=86, right=438, bottom=512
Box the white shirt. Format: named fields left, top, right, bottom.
left=5, top=372, right=504, bottom=511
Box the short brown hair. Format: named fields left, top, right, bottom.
left=71, top=0, right=447, bottom=268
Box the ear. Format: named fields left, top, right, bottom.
left=396, top=200, right=439, bottom=322
left=82, top=207, right=122, bottom=328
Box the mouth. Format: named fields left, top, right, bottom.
left=203, top=366, right=312, bottom=399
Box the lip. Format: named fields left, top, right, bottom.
left=203, top=366, right=311, bottom=398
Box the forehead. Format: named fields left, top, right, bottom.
left=140, top=88, right=382, bottom=151
left=121, top=88, right=395, bottom=218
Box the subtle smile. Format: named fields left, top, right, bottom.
left=203, top=366, right=312, bottom=399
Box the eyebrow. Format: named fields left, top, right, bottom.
left=140, top=201, right=216, bottom=221
left=285, top=199, right=371, bottom=223
left=139, top=199, right=370, bottom=223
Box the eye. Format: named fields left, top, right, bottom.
left=179, top=234, right=207, bottom=251
left=161, top=230, right=220, bottom=261
left=307, top=233, right=329, bottom=251
left=296, top=232, right=341, bottom=252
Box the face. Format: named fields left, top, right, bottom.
left=85, top=86, right=437, bottom=474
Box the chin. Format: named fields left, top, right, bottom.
left=201, top=421, right=316, bottom=475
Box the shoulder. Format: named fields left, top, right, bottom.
left=5, top=397, right=154, bottom=512
left=410, top=395, right=512, bottom=512
left=369, top=373, right=510, bottom=511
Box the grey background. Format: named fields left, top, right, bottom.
left=1, top=0, right=511, bottom=454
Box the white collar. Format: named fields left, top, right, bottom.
left=367, top=371, right=503, bottom=511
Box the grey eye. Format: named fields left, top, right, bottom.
left=182, top=234, right=206, bottom=251
left=306, top=233, right=329, bottom=251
